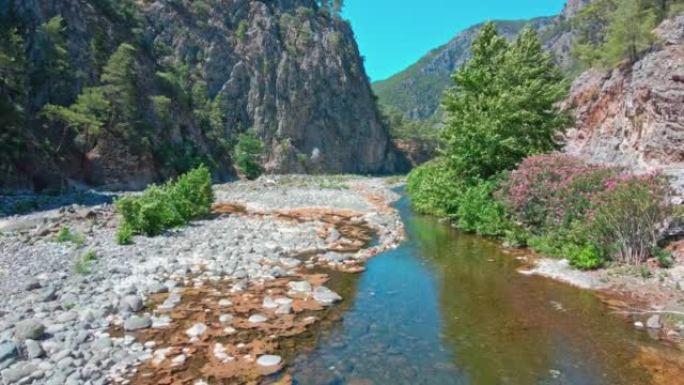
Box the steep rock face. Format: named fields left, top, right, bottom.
left=146, top=0, right=404, bottom=176
left=1, top=0, right=406, bottom=190
left=564, top=15, right=684, bottom=189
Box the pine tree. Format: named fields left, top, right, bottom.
left=31, top=16, right=74, bottom=104
left=0, top=26, right=30, bottom=171
left=603, top=0, right=657, bottom=64
left=100, top=43, right=138, bottom=123
left=442, top=23, right=569, bottom=180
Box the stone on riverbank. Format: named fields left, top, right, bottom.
left=124, top=316, right=152, bottom=331
left=13, top=319, right=45, bottom=340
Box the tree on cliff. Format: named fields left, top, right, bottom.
left=42, top=43, right=139, bottom=151
left=31, top=16, right=74, bottom=105
left=0, top=25, right=30, bottom=174
left=441, top=23, right=569, bottom=181
left=232, top=130, right=264, bottom=180
left=573, top=0, right=683, bottom=67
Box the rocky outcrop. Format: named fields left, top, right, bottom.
left=563, top=15, right=684, bottom=191
left=2, top=0, right=406, bottom=190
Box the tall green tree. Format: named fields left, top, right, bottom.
left=31, top=16, right=74, bottom=104
left=0, top=26, right=30, bottom=172
left=42, top=43, right=138, bottom=150
left=573, top=0, right=683, bottom=68
left=604, top=0, right=657, bottom=64
left=441, top=23, right=569, bottom=181
left=232, top=129, right=264, bottom=180
left=100, top=43, right=138, bottom=123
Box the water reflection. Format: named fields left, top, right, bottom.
left=286, top=195, right=682, bottom=385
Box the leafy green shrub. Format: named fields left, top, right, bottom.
left=233, top=130, right=264, bottom=180
left=55, top=227, right=85, bottom=246
left=236, top=20, right=248, bottom=41
left=116, top=222, right=134, bottom=245
left=115, top=165, right=213, bottom=239
left=455, top=178, right=509, bottom=236
left=406, top=159, right=461, bottom=219
left=564, top=242, right=605, bottom=270
left=588, top=174, right=673, bottom=265
left=74, top=249, right=97, bottom=275
left=651, top=247, right=674, bottom=269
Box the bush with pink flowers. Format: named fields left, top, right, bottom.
left=499, top=154, right=676, bottom=268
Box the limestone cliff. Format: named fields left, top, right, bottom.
left=1, top=0, right=407, bottom=190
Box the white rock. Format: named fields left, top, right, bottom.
left=287, top=281, right=312, bottom=293
left=248, top=314, right=268, bottom=324
left=185, top=323, right=208, bottom=338
left=256, top=354, right=282, bottom=367
left=171, top=354, right=186, bottom=367
left=218, top=299, right=232, bottom=308
left=262, top=296, right=278, bottom=309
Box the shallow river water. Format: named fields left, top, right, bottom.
left=281, top=194, right=683, bottom=385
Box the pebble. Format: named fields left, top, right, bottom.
left=248, top=314, right=268, bottom=324
left=171, top=354, right=186, bottom=367
left=288, top=281, right=312, bottom=293
left=0, top=342, right=17, bottom=362
left=121, top=295, right=144, bottom=312
left=313, top=286, right=342, bottom=306
left=13, top=319, right=45, bottom=340
left=24, top=339, right=44, bottom=359
left=256, top=354, right=282, bottom=367
left=1, top=362, right=38, bottom=384
left=646, top=315, right=662, bottom=329
left=123, top=316, right=152, bottom=331
left=218, top=299, right=232, bottom=308
left=218, top=314, right=233, bottom=324
left=185, top=323, right=208, bottom=338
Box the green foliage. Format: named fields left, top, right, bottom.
left=528, top=222, right=606, bottom=270
left=0, top=25, right=30, bottom=173
left=372, top=20, right=536, bottom=126
left=236, top=20, right=248, bottom=41
left=116, top=222, right=134, bottom=245
left=74, top=249, right=97, bottom=275
left=380, top=104, right=440, bottom=141
left=652, top=246, right=674, bottom=268
left=588, top=175, right=673, bottom=265
left=55, top=227, right=85, bottom=246
left=150, top=95, right=172, bottom=125
left=115, top=165, right=214, bottom=238
left=442, top=24, right=569, bottom=181
left=43, top=42, right=138, bottom=148
left=31, top=16, right=74, bottom=104
left=406, top=159, right=461, bottom=219
left=233, top=130, right=264, bottom=180
left=42, top=87, right=111, bottom=150
left=455, top=178, right=509, bottom=236
left=101, top=43, right=138, bottom=122
left=572, top=0, right=682, bottom=68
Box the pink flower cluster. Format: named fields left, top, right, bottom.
left=499, top=154, right=619, bottom=229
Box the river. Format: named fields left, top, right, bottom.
left=280, top=193, right=683, bottom=385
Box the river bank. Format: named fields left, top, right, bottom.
left=521, top=245, right=684, bottom=346
left=0, top=176, right=404, bottom=384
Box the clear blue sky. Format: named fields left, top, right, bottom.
left=343, top=1, right=567, bottom=81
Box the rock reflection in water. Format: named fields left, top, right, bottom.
left=284, top=195, right=684, bottom=385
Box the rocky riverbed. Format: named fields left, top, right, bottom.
left=0, top=176, right=404, bottom=385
